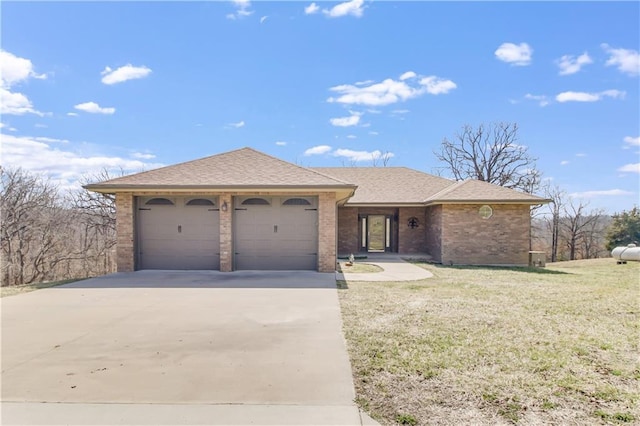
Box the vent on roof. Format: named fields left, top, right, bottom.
left=242, top=197, right=270, bottom=205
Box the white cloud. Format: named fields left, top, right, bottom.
left=0, top=49, right=46, bottom=88
left=74, top=101, right=116, bottom=115
left=392, top=109, right=409, bottom=114
left=101, top=64, right=152, bottom=85
left=570, top=189, right=634, bottom=198
left=33, top=136, right=70, bottom=144
left=304, top=2, right=320, bottom=14
left=333, top=148, right=395, bottom=163
left=228, top=120, right=245, bottom=128
left=131, top=152, right=156, bottom=159
left=0, top=87, right=44, bottom=116
left=495, top=42, right=533, bottom=66
left=576, top=153, right=587, bottom=157
left=328, top=72, right=456, bottom=106
left=67, top=112, right=79, bottom=117
left=329, top=111, right=362, bottom=127
left=555, top=90, right=625, bottom=103
left=369, top=131, right=379, bottom=136
left=0, top=132, right=163, bottom=191
left=346, top=135, right=357, bottom=139
left=323, top=0, right=364, bottom=18
left=275, top=141, right=287, bottom=146
left=623, top=136, right=640, bottom=147
left=560, top=160, right=570, bottom=165
left=419, top=76, right=457, bottom=94
left=524, top=93, right=549, bottom=107
left=260, top=16, right=268, bottom=23
left=34, top=123, right=48, bottom=128
left=0, top=50, right=47, bottom=116
left=618, top=163, right=640, bottom=173
left=304, top=145, right=332, bottom=156
left=399, top=71, right=417, bottom=81
left=227, top=0, right=254, bottom=19
left=556, top=52, right=592, bottom=75
left=602, top=44, right=640, bottom=76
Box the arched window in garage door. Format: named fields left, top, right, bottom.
left=242, top=197, right=270, bottom=205
left=282, top=198, right=312, bottom=206
left=186, top=198, right=215, bottom=206
left=145, top=198, right=174, bottom=205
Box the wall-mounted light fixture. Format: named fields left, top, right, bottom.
left=221, top=201, right=228, bottom=212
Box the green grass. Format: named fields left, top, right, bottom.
left=0, top=278, right=82, bottom=297
left=338, top=258, right=639, bottom=425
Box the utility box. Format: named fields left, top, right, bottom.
left=529, top=251, right=546, bottom=267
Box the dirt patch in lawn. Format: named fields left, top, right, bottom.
left=337, top=262, right=384, bottom=274
left=338, top=258, right=639, bottom=425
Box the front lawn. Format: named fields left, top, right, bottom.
left=338, top=258, right=639, bottom=425
left=0, top=279, right=80, bottom=298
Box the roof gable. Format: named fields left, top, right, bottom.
left=86, top=147, right=353, bottom=191
left=426, top=179, right=548, bottom=203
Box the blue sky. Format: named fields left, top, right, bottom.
left=1, top=1, right=638, bottom=213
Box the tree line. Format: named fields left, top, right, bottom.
left=1, top=167, right=116, bottom=287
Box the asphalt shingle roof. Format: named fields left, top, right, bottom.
left=86, top=147, right=548, bottom=205
left=425, top=179, right=548, bottom=203
left=86, top=147, right=353, bottom=190
left=312, top=167, right=453, bottom=204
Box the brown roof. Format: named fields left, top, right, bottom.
left=85, top=147, right=549, bottom=205
left=85, top=147, right=354, bottom=192
left=316, top=168, right=547, bottom=205
left=312, top=167, right=453, bottom=204
left=426, top=179, right=549, bottom=203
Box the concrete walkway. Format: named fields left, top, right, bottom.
left=336, top=254, right=434, bottom=282
left=1, top=271, right=379, bottom=426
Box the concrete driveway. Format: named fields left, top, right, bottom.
left=1, top=271, right=375, bottom=425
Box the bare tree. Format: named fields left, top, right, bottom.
left=435, top=122, right=541, bottom=193
left=543, top=185, right=566, bottom=262
left=1, top=167, right=66, bottom=285
left=579, top=212, right=608, bottom=259
left=371, top=151, right=393, bottom=167
left=1, top=167, right=119, bottom=286
left=561, top=198, right=600, bottom=261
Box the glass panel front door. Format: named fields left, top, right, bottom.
left=368, top=215, right=386, bottom=252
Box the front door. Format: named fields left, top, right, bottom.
left=368, top=215, right=386, bottom=252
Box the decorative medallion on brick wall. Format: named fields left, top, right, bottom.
left=407, top=217, right=420, bottom=229
left=479, top=205, right=493, bottom=219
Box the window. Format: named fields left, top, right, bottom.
left=145, top=198, right=174, bottom=205
left=241, top=198, right=270, bottom=205
left=282, top=198, right=311, bottom=206
left=186, top=198, right=215, bottom=206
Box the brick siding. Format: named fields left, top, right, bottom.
left=425, top=205, right=442, bottom=262
left=337, top=207, right=359, bottom=255
left=440, top=204, right=530, bottom=265
left=115, top=193, right=135, bottom=272
left=318, top=193, right=337, bottom=272
left=398, top=207, right=427, bottom=254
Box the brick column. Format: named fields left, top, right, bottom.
left=115, top=192, right=135, bottom=272
left=318, top=192, right=337, bottom=272
left=219, top=194, right=233, bottom=272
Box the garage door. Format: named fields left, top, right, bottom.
left=137, top=197, right=220, bottom=270
left=234, top=196, right=318, bottom=270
